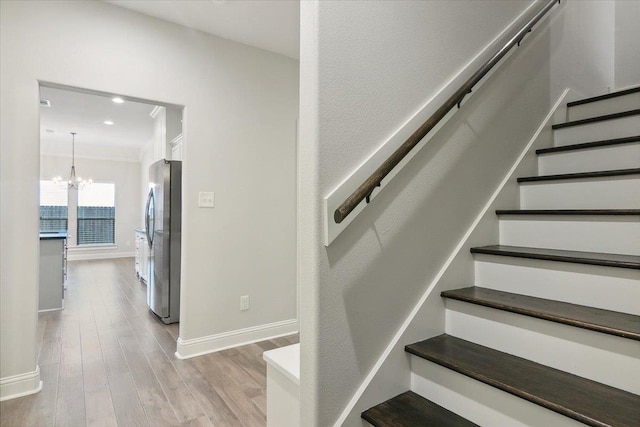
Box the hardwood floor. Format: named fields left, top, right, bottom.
left=0, top=258, right=298, bottom=427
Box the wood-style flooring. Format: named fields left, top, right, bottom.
left=0, top=258, right=298, bottom=427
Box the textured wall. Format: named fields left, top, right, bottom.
left=550, top=0, right=616, bottom=100
left=615, top=0, right=640, bottom=89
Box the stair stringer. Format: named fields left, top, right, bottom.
left=335, top=89, right=572, bottom=426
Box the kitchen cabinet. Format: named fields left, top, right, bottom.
left=169, top=133, right=183, bottom=161
left=39, top=232, right=67, bottom=311
left=149, top=105, right=182, bottom=162
left=134, top=229, right=149, bottom=283
left=150, top=106, right=167, bottom=161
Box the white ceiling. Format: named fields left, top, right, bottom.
left=40, top=86, right=158, bottom=151
left=105, top=0, right=300, bottom=59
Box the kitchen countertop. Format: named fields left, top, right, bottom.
left=39, top=231, right=68, bottom=240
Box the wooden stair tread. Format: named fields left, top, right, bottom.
left=551, top=109, right=640, bottom=129
left=470, top=245, right=640, bottom=269
left=567, top=86, right=640, bottom=107
left=405, top=335, right=640, bottom=427
left=362, top=391, right=478, bottom=427
left=536, top=135, right=640, bottom=155
left=442, top=287, right=640, bottom=340
left=495, top=209, right=640, bottom=216
left=517, top=168, right=640, bottom=183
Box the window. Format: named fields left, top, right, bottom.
left=40, top=180, right=68, bottom=232
left=77, top=182, right=115, bottom=245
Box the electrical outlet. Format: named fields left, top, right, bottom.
left=240, top=295, right=249, bottom=311
left=198, top=192, right=215, bottom=208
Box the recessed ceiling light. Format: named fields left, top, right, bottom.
left=112, top=97, right=124, bottom=104
left=104, top=120, right=114, bottom=125
left=40, top=99, right=51, bottom=107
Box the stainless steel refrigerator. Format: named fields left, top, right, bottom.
left=145, top=159, right=181, bottom=324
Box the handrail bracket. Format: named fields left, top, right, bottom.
left=517, top=28, right=533, bottom=46
left=365, top=182, right=382, bottom=204
left=457, top=88, right=473, bottom=109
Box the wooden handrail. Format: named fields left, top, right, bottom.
left=334, top=0, right=560, bottom=224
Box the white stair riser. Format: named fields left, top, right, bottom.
left=445, top=302, right=640, bottom=394
left=567, top=92, right=640, bottom=121
left=519, top=177, right=640, bottom=209
left=553, top=115, right=640, bottom=146
left=499, top=217, right=640, bottom=255
left=410, top=358, right=585, bottom=427
left=474, top=257, right=640, bottom=315
left=538, top=143, right=640, bottom=175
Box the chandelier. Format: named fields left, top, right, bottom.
left=53, top=132, right=92, bottom=189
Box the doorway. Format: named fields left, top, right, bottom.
left=38, top=83, right=184, bottom=316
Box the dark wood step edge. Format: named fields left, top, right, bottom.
left=536, top=135, right=640, bottom=155
left=496, top=209, right=640, bottom=216
left=441, top=287, right=640, bottom=340
left=470, top=245, right=640, bottom=270
left=405, top=335, right=640, bottom=427
left=567, top=86, right=640, bottom=107
left=517, top=168, right=640, bottom=183
left=362, top=391, right=479, bottom=427
left=552, top=109, right=640, bottom=130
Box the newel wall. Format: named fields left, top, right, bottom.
left=299, top=1, right=616, bottom=425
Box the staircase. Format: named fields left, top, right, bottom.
left=362, top=87, right=640, bottom=426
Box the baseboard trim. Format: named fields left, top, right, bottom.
left=175, top=319, right=299, bottom=359
left=38, top=306, right=64, bottom=313
left=0, top=366, right=42, bottom=401
left=67, top=251, right=134, bottom=261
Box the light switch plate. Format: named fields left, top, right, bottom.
left=198, top=192, right=215, bottom=208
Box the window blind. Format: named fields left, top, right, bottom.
left=77, top=182, right=115, bottom=245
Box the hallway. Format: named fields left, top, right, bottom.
left=0, top=258, right=297, bottom=427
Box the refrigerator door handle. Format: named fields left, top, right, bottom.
left=145, top=189, right=154, bottom=248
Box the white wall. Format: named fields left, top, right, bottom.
left=0, top=0, right=298, bottom=398
left=40, top=139, right=141, bottom=163
left=614, top=0, right=640, bottom=89
left=299, top=0, right=616, bottom=425
left=40, top=154, right=141, bottom=259
left=550, top=0, right=615, bottom=100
